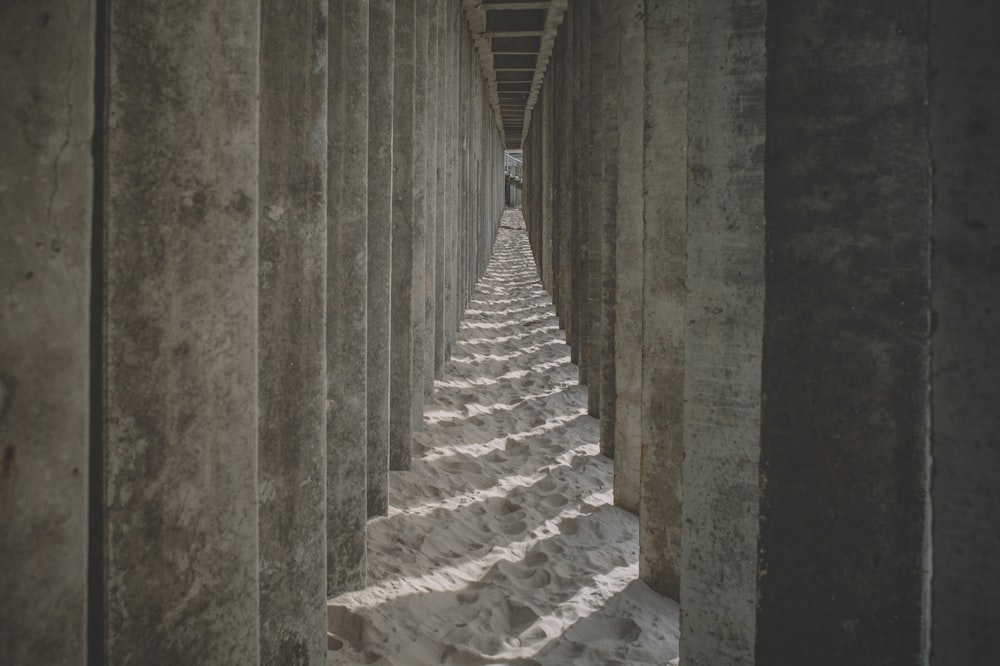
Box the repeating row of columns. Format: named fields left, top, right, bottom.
left=0, top=0, right=503, bottom=663
left=523, top=1, right=998, bottom=665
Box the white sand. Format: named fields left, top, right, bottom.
left=327, top=209, right=680, bottom=665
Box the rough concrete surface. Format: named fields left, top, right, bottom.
left=367, top=0, right=394, bottom=518
left=613, top=0, right=645, bottom=516
left=258, top=0, right=329, bottom=662
left=929, top=1, right=1000, bottom=663
left=638, top=0, right=688, bottom=603
left=679, top=1, right=766, bottom=664
left=327, top=0, right=369, bottom=596
left=390, top=0, right=416, bottom=472
left=104, top=2, right=261, bottom=661
left=0, top=3, right=93, bottom=663
left=756, top=4, right=931, bottom=664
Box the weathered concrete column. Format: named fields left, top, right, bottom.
left=423, top=7, right=440, bottom=403
left=929, top=2, right=999, bottom=663
left=585, top=1, right=604, bottom=417
left=258, top=0, right=328, bottom=661
left=103, top=2, right=260, bottom=661
left=681, top=2, right=933, bottom=664
left=0, top=4, right=93, bottom=663
left=680, top=1, right=767, bottom=660
left=638, top=0, right=688, bottom=602
left=598, top=6, right=620, bottom=459
left=433, top=0, right=449, bottom=379
left=327, top=0, right=368, bottom=595
left=390, top=0, right=416, bottom=471
left=367, top=0, right=394, bottom=517
left=446, top=0, right=461, bottom=354
left=569, top=4, right=589, bottom=368
left=613, top=0, right=645, bottom=515
left=411, top=3, right=428, bottom=430
left=553, top=12, right=574, bottom=333
left=755, top=3, right=931, bottom=662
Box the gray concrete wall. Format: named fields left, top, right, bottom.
left=258, top=0, right=328, bottom=661
left=103, top=2, right=261, bottom=660
left=390, top=0, right=416, bottom=472
left=929, top=1, right=1000, bottom=663
left=613, top=0, right=645, bottom=516
left=638, top=0, right=688, bottom=602
left=367, top=0, right=394, bottom=518
left=327, top=0, right=368, bottom=595
left=0, top=3, right=93, bottom=663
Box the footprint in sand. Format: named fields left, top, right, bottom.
left=541, top=494, right=569, bottom=509
left=443, top=460, right=484, bottom=475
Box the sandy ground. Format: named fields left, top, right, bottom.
left=327, top=209, right=680, bottom=665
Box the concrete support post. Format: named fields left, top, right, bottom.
left=569, top=4, right=589, bottom=369
left=390, top=0, right=416, bottom=471
left=433, top=1, right=447, bottom=378
left=679, top=2, right=766, bottom=661
left=613, top=0, right=645, bottom=515
left=638, top=0, right=688, bottom=601
left=103, top=2, right=261, bottom=661
left=681, top=2, right=932, bottom=664
left=411, top=3, right=428, bottom=430
left=929, top=2, right=1000, bottom=662
left=258, top=0, right=328, bottom=661
left=585, top=1, right=604, bottom=417
left=541, top=71, right=555, bottom=295
left=423, top=7, right=440, bottom=402
left=0, top=4, right=93, bottom=662
left=367, top=0, right=394, bottom=517
left=755, top=2, right=931, bottom=662
left=598, top=6, right=620, bottom=459
left=446, top=0, right=461, bottom=354
left=327, top=0, right=368, bottom=595
left=553, top=15, right=573, bottom=334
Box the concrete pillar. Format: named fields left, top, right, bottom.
left=598, top=6, right=620, bottom=459
left=327, top=0, right=368, bottom=595
left=103, top=2, right=260, bottom=661
left=367, top=0, right=394, bottom=517
left=411, top=3, right=428, bottom=430
left=0, top=4, right=93, bottom=662
left=585, top=1, right=604, bottom=417
left=541, top=72, right=555, bottom=295
left=569, top=4, right=589, bottom=368
left=423, top=7, right=439, bottom=403
left=929, top=2, right=1000, bottom=663
left=258, top=0, right=328, bottom=661
left=613, top=0, right=645, bottom=515
left=681, top=2, right=932, bottom=664
left=756, top=2, right=931, bottom=662
left=638, top=0, right=688, bottom=602
left=679, top=2, right=767, bottom=660
left=433, top=0, right=448, bottom=377
left=553, top=13, right=574, bottom=334
left=390, top=0, right=416, bottom=471
left=446, top=0, right=461, bottom=354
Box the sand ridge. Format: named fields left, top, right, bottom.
left=327, top=209, right=680, bottom=665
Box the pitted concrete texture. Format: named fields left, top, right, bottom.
left=598, top=6, right=619, bottom=459
left=390, top=0, right=416, bottom=472
left=103, top=2, right=261, bottom=661
left=0, top=3, right=93, bottom=662
left=613, top=0, right=645, bottom=516
left=679, top=1, right=766, bottom=664
left=411, top=3, right=429, bottom=432
left=367, top=0, right=394, bottom=518
left=423, top=6, right=440, bottom=405
left=930, top=2, right=1000, bottom=663
left=327, top=0, right=369, bottom=596
left=258, top=0, right=329, bottom=662
left=639, top=0, right=688, bottom=603
left=756, top=4, right=931, bottom=663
